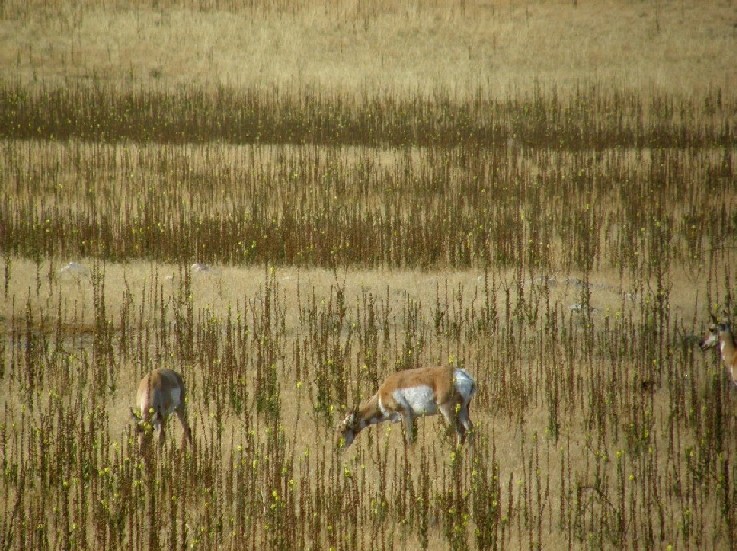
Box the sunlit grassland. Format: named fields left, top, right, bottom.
left=2, top=134, right=736, bottom=547
left=2, top=0, right=737, bottom=549
left=2, top=253, right=736, bottom=549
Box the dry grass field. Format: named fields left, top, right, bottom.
left=2, top=0, right=736, bottom=94
left=2, top=0, right=737, bottom=549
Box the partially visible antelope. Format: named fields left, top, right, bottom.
left=336, top=365, right=476, bottom=449
left=130, top=368, right=193, bottom=450
left=700, top=314, right=737, bottom=386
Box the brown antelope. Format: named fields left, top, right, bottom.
left=336, top=365, right=476, bottom=449
left=700, top=315, right=737, bottom=386
left=130, top=368, right=193, bottom=449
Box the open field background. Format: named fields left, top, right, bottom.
left=2, top=0, right=737, bottom=549
left=1, top=0, right=737, bottom=95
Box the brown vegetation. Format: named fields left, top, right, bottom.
left=1, top=0, right=737, bottom=549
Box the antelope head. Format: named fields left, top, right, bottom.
left=700, top=313, right=732, bottom=351
left=335, top=410, right=359, bottom=449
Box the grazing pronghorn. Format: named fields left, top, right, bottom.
left=700, top=315, right=737, bottom=386
left=336, top=366, right=476, bottom=449
left=130, top=368, right=193, bottom=449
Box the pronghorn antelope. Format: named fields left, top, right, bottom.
left=700, top=315, right=737, bottom=386
left=336, top=366, right=476, bottom=449
left=130, top=368, right=193, bottom=449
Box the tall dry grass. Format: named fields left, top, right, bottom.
left=2, top=0, right=737, bottom=549
left=1, top=140, right=735, bottom=271
left=1, top=255, right=737, bottom=549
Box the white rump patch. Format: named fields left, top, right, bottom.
left=165, top=387, right=182, bottom=415
left=142, top=387, right=181, bottom=423
left=453, top=369, right=476, bottom=401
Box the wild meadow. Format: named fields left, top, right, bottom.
left=1, top=1, right=737, bottom=549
